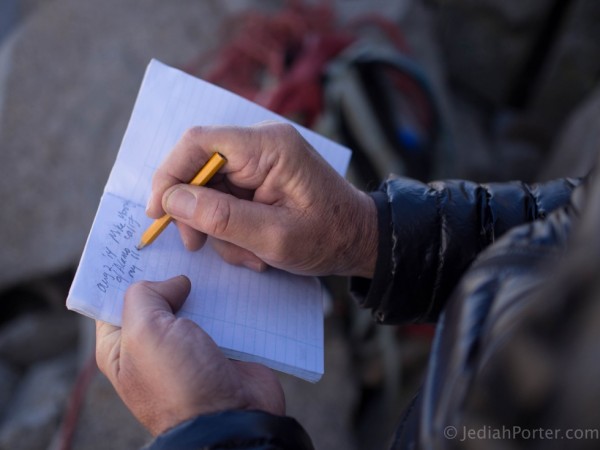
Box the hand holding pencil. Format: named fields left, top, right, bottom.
left=145, top=121, right=378, bottom=278
left=137, top=152, right=227, bottom=250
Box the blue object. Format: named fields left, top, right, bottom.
left=397, top=126, right=423, bottom=153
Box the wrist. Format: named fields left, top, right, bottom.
left=336, top=189, right=378, bottom=278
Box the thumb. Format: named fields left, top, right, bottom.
left=122, top=276, right=191, bottom=329
left=162, top=185, right=280, bottom=255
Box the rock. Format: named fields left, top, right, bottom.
left=333, top=0, right=411, bottom=23
left=67, top=371, right=151, bottom=450
left=279, top=318, right=359, bottom=450
left=0, top=353, right=77, bottom=450
left=0, top=311, right=78, bottom=367
left=0, top=269, right=75, bottom=324
left=0, top=0, right=18, bottom=42
left=0, top=0, right=47, bottom=39
left=443, top=93, right=495, bottom=182
left=0, top=0, right=233, bottom=289
left=538, top=84, right=600, bottom=181
left=16, top=0, right=48, bottom=21
left=526, top=0, right=600, bottom=147
left=0, top=361, right=19, bottom=419
left=434, top=0, right=556, bottom=105
left=483, top=110, right=546, bottom=183
left=399, top=0, right=459, bottom=179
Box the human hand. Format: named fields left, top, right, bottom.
left=146, top=122, right=377, bottom=278
left=95, top=276, right=285, bottom=436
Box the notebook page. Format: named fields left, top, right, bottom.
left=67, top=60, right=352, bottom=382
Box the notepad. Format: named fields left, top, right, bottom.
left=67, top=60, right=352, bottom=382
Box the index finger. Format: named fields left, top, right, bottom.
left=95, top=320, right=121, bottom=383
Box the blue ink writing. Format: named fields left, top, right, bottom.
left=96, top=201, right=144, bottom=293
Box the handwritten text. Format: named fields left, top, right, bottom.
left=96, top=201, right=144, bottom=293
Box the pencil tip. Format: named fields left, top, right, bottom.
left=136, top=243, right=145, bottom=251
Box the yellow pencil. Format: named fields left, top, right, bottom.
left=136, top=152, right=227, bottom=250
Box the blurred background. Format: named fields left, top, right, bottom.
left=0, top=0, right=599, bottom=449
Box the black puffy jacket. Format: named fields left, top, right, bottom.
left=146, top=169, right=598, bottom=449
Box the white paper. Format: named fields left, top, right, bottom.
left=67, top=60, right=352, bottom=382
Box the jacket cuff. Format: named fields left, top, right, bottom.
left=350, top=190, right=392, bottom=318
left=145, top=410, right=314, bottom=450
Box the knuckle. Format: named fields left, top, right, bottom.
left=272, top=122, right=298, bottom=139
left=151, top=169, right=165, bottom=190
left=151, top=165, right=173, bottom=192
left=254, top=121, right=298, bottom=142
left=263, top=222, right=291, bottom=265
left=181, top=126, right=203, bottom=142
left=219, top=245, right=242, bottom=266
left=95, top=348, right=107, bottom=374
left=203, top=198, right=232, bottom=237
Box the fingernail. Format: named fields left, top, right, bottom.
left=145, top=195, right=153, bottom=215
left=180, top=232, right=191, bottom=249
left=165, top=188, right=196, bottom=219
left=242, top=260, right=267, bottom=272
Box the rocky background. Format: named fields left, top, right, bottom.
left=0, top=0, right=598, bottom=449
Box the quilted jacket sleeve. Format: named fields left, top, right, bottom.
left=145, top=410, right=314, bottom=450
left=351, top=176, right=580, bottom=324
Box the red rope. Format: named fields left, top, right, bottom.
left=56, top=354, right=97, bottom=450
left=185, top=1, right=420, bottom=129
